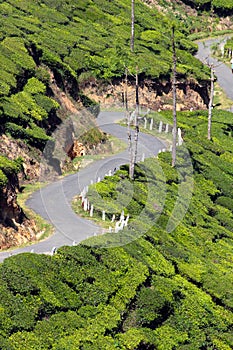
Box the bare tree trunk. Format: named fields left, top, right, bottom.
left=130, top=0, right=135, bottom=52
left=210, top=0, right=214, bottom=32
left=130, top=66, right=139, bottom=180
left=208, top=65, right=214, bottom=140
left=172, top=26, right=177, bottom=167
left=125, top=67, right=128, bottom=113
left=125, top=68, right=133, bottom=177
left=125, top=68, right=135, bottom=180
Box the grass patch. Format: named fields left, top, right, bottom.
left=214, top=82, right=233, bottom=110
left=18, top=182, right=54, bottom=242
left=72, top=195, right=114, bottom=232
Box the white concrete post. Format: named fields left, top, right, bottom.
left=158, top=121, right=163, bottom=133
left=90, top=204, right=94, bottom=217
left=51, top=247, right=56, bottom=255
left=150, top=118, right=153, bottom=130
left=178, top=127, right=183, bottom=146
left=119, top=221, right=124, bottom=230
left=144, top=117, right=147, bottom=129
left=115, top=221, right=120, bottom=233
left=125, top=214, right=130, bottom=226
left=83, top=198, right=88, bottom=211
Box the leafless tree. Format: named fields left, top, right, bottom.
left=130, top=0, right=135, bottom=52
left=125, top=67, right=133, bottom=169
left=208, top=64, right=214, bottom=140
left=171, top=26, right=177, bottom=167
left=130, top=66, right=139, bottom=179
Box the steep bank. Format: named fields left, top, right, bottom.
left=0, top=157, right=38, bottom=250
left=81, top=77, right=208, bottom=111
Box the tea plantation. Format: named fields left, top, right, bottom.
left=1, top=0, right=233, bottom=348
left=0, top=109, right=233, bottom=349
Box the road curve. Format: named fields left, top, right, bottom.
left=196, top=36, right=233, bottom=102
left=0, top=37, right=231, bottom=262
left=0, top=111, right=165, bottom=262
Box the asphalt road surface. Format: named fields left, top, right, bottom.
left=196, top=36, right=233, bottom=103
left=0, top=111, right=165, bottom=262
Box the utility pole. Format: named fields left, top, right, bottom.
left=171, top=26, right=177, bottom=167
left=130, top=0, right=135, bottom=52
left=208, top=64, right=214, bottom=140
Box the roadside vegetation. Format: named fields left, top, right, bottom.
left=0, top=0, right=233, bottom=348
left=17, top=182, right=53, bottom=242
left=0, top=109, right=233, bottom=349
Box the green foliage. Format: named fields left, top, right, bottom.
left=5, top=122, right=51, bottom=149
left=0, top=169, right=8, bottom=188
left=0, top=1, right=233, bottom=349
left=1, top=75, right=58, bottom=149
left=0, top=246, right=149, bottom=348
left=0, top=156, right=22, bottom=176
left=0, top=0, right=216, bottom=168
left=0, top=155, right=22, bottom=188
left=185, top=0, right=233, bottom=11
left=1, top=37, right=35, bottom=72
left=1, top=106, right=233, bottom=350
left=34, top=66, right=51, bottom=84
left=78, top=108, right=233, bottom=349
left=0, top=0, right=210, bottom=93
left=23, top=77, right=46, bottom=95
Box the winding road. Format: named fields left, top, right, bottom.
left=0, top=37, right=232, bottom=262
left=196, top=36, right=233, bottom=102
left=0, top=112, right=165, bottom=262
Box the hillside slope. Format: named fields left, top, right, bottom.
left=0, top=109, right=232, bottom=349
left=0, top=0, right=213, bottom=246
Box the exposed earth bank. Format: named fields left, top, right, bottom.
left=81, top=78, right=208, bottom=112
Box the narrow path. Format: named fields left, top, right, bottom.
left=0, top=111, right=165, bottom=262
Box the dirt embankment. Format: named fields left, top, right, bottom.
left=81, top=78, right=208, bottom=112
left=0, top=171, right=38, bottom=250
